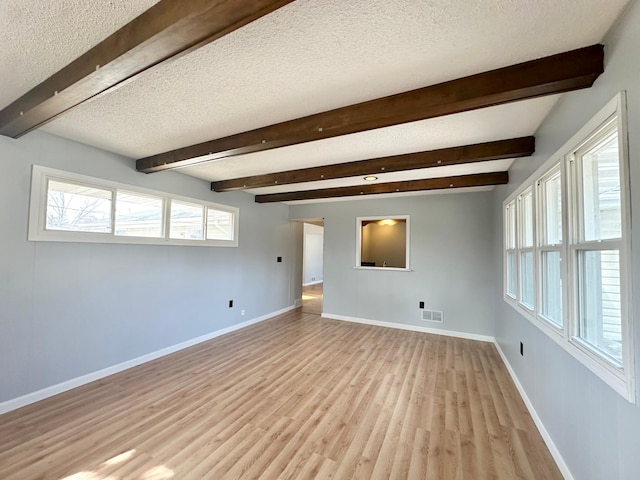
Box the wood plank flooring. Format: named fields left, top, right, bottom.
left=0, top=309, right=562, bottom=479
left=302, top=283, right=323, bottom=315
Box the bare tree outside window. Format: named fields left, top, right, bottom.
left=46, top=180, right=112, bottom=233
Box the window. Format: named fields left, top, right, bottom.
left=207, top=209, right=234, bottom=241
left=570, top=118, right=624, bottom=365
left=355, top=216, right=410, bottom=270
left=47, top=180, right=112, bottom=233
left=537, top=166, right=563, bottom=327
left=170, top=201, right=204, bottom=240
left=502, top=93, right=634, bottom=402
left=505, top=200, right=517, bottom=298
left=29, top=166, right=239, bottom=247
left=518, top=188, right=534, bottom=310
left=115, top=191, right=164, bottom=238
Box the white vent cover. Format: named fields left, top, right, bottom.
left=421, top=310, right=443, bottom=323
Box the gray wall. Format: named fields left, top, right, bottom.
left=291, top=192, right=496, bottom=336
left=0, top=131, right=297, bottom=404
left=491, top=1, right=640, bottom=478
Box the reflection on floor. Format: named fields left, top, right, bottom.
left=302, top=282, right=323, bottom=314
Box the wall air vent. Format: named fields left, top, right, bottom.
left=421, top=309, right=443, bottom=323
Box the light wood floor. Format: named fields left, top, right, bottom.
left=0, top=310, right=562, bottom=479
left=302, top=282, right=323, bottom=314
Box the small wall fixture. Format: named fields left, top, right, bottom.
left=363, top=176, right=378, bottom=181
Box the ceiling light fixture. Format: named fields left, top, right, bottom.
left=379, top=219, right=397, bottom=226
left=363, top=176, right=378, bottom=181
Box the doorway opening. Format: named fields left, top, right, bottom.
left=302, top=221, right=324, bottom=314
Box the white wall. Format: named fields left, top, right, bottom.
left=291, top=192, right=496, bottom=336
left=0, top=131, right=298, bottom=405
left=303, top=223, right=323, bottom=285
left=491, top=2, right=640, bottom=478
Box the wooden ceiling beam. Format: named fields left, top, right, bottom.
left=211, top=136, right=533, bottom=192
left=254, top=172, right=509, bottom=203
left=137, top=44, right=603, bottom=173
left=0, top=0, right=294, bottom=138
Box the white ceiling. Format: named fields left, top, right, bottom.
left=0, top=0, right=630, bottom=203
left=184, top=96, right=558, bottom=190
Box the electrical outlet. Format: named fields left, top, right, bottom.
left=520, top=341, right=524, bottom=356
left=241, top=310, right=245, bottom=316
left=229, top=300, right=233, bottom=308
left=277, top=256, right=282, bottom=263
left=419, top=301, right=425, bottom=309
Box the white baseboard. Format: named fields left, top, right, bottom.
left=302, top=280, right=323, bottom=286
left=0, top=305, right=571, bottom=480
left=0, top=305, right=296, bottom=416
left=321, top=313, right=494, bottom=343
left=493, top=341, right=573, bottom=480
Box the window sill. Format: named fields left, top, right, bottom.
left=28, top=231, right=238, bottom=247
left=353, top=266, right=412, bottom=272
left=503, top=296, right=634, bottom=403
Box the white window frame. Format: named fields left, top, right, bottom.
left=115, top=190, right=166, bottom=239
left=517, top=187, right=535, bottom=312
left=354, top=215, right=411, bottom=271
left=28, top=165, right=239, bottom=247
left=169, top=199, right=206, bottom=241
left=567, top=116, right=630, bottom=374
left=504, top=200, right=517, bottom=299
left=536, top=164, right=564, bottom=331
left=502, top=92, right=635, bottom=402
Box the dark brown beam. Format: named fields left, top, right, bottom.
left=137, top=45, right=603, bottom=173
left=212, top=137, right=533, bottom=192
left=0, top=0, right=294, bottom=138
left=254, top=172, right=509, bottom=203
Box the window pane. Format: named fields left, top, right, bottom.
left=170, top=201, right=204, bottom=240
left=520, top=190, right=533, bottom=247
left=115, top=191, right=163, bottom=238
left=578, top=250, right=622, bottom=364
left=542, top=170, right=562, bottom=245
left=206, top=209, right=234, bottom=241
left=359, top=218, right=407, bottom=268
left=519, top=251, right=534, bottom=308
left=46, top=180, right=112, bottom=233
left=580, top=130, right=621, bottom=241
left=506, top=201, right=516, bottom=249
left=541, top=251, right=562, bottom=326
left=506, top=251, right=517, bottom=297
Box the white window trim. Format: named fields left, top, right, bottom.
left=504, top=200, right=517, bottom=300
left=116, top=189, right=167, bottom=239
left=535, top=164, right=563, bottom=331
left=517, top=187, right=535, bottom=312
left=502, top=92, right=635, bottom=402
left=354, top=215, right=411, bottom=271
left=28, top=165, right=239, bottom=247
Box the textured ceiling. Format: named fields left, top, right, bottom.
left=1, top=0, right=630, bottom=202
left=0, top=0, right=160, bottom=108
left=181, top=96, right=558, bottom=184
